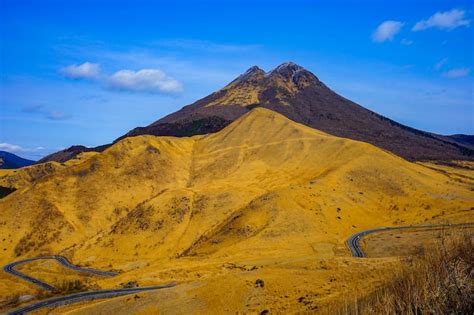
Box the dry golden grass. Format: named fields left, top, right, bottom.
left=0, top=108, right=473, bottom=313
left=15, top=259, right=101, bottom=291
left=326, top=232, right=474, bottom=314
left=0, top=151, right=97, bottom=190
left=361, top=226, right=474, bottom=257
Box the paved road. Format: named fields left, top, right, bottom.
left=347, top=222, right=474, bottom=258
left=3, top=255, right=118, bottom=291
left=7, top=283, right=176, bottom=314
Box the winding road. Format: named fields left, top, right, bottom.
left=4, top=223, right=473, bottom=313
left=347, top=222, right=474, bottom=258
left=3, top=255, right=118, bottom=291
left=3, top=256, right=176, bottom=314
left=6, top=283, right=176, bottom=315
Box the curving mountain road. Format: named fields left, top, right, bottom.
left=3, top=256, right=176, bottom=314
left=6, top=283, right=176, bottom=315
left=3, top=255, right=118, bottom=291
left=347, top=222, right=474, bottom=258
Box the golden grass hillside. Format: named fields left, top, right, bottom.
left=0, top=151, right=98, bottom=190
left=1, top=108, right=473, bottom=313
left=325, top=232, right=473, bottom=314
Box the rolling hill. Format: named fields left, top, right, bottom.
left=0, top=151, right=98, bottom=191
left=37, top=145, right=108, bottom=164
left=0, top=108, right=472, bottom=313
left=1, top=108, right=472, bottom=266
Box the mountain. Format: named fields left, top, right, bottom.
left=1, top=108, right=472, bottom=311
left=1, top=108, right=472, bottom=265
left=119, top=62, right=473, bottom=162
left=37, top=144, right=108, bottom=164
left=447, top=134, right=474, bottom=150
left=0, top=151, right=34, bottom=169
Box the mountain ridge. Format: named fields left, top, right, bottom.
left=38, top=62, right=473, bottom=163
left=37, top=144, right=108, bottom=164
left=119, top=62, right=473, bottom=161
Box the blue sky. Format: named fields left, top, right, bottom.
left=1, top=0, right=473, bottom=159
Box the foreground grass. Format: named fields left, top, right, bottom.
left=330, top=232, right=473, bottom=314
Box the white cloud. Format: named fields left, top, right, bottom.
left=372, top=21, right=404, bottom=42
left=61, top=62, right=184, bottom=94
left=107, top=69, right=183, bottom=93
left=434, top=58, right=448, bottom=71
left=442, top=68, right=470, bottom=78
left=413, top=9, right=470, bottom=31
left=0, top=143, right=23, bottom=152
left=400, top=38, right=413, bottom=45
left=46, top=111, right=72, bottom=120
left=0, top=143, right=45, bottom=153
left=60, top=62, right=101, bottom=79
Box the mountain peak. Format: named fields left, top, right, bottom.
left=244, top=65, right=264, bottom=74
left=115, top=61, right=474, bottom=162
left=266, top=62, right=320, bottom=88
left=238, top=65, right=265, bottom=80
left=227, top=65, right=265, bottom=88
left=274, top=61, right=304, bottom=73
left=229, top=62, right=319, bottom=88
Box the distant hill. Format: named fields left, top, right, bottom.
left=448, top=134, right=474, bottom=149
left=37, top=144, right=108, bottom=164
left=0, top=151, right=34, bottom=169
left=118, top=62, right=473, bottom=161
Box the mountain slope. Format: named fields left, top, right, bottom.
left=1, top=108, right=473, bottom=312
left=0, top=108, right=472, bottom=267
left=0, top=151, right=97, bottom=191
left=0, top=151, right=34, bottom=169
left=447, top=134, right=474, bottom=150
left=121, top=62, right=473, bottom=161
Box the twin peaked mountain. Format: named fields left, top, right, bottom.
left=43, top=62, right=473, bottom=162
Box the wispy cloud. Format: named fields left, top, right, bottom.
left=413, top=9, right=470, bottom=31
left=107, top=69, right=183, bottom=93
left=60, top=62, right=101, bottom=79
left=372, top=21, right=404, bottom=42
left=153, top=39, right=262, bottom=53
left=21, top=104, right=72, bottom=121
left=400, top=38, right=413, bottom=45
left=0, top=143, right=45, bottom=153
left=21, top=104, right=44, bottom=113
left=434, top=58, right=448, bottom=71
left=442, top=68, right=470, bottom=78
left=45, top=111, right=72, bottom=120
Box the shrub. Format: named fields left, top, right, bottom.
left=327, top=231, right=473, bottom=314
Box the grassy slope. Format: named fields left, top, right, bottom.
left=325, top=232, right=473, bottom=314
left=0, top=108, right=473, bottom=312
left=0, top=152, right=98, bottom=190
